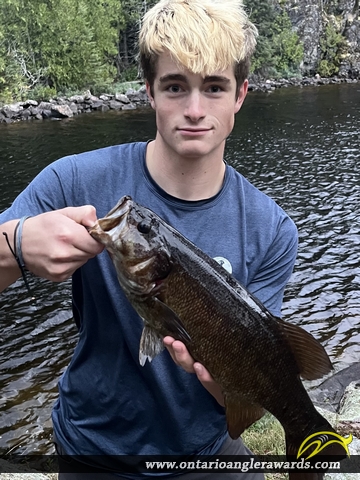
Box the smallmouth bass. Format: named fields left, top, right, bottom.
left=90, top=196, right=347, bottom=478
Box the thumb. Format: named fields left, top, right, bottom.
left=59, top=205, right=99, bottom=228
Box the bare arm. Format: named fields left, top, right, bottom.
left=0, top=219, right=23, bottom=291
left=0, top=206, right=104, bottom=293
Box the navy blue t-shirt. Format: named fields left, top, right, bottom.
left=0, top=142, right=297, bottom=464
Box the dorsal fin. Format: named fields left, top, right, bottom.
left=277, top=318, right=333, bottom=380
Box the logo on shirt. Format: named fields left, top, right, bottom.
left=213, top=257, right=232, bottom=274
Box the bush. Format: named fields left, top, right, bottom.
left=247, top=1, right=303, bottom=78
left=29, top=85, right=57, bottom=102
left=318, top=22, right=346, bottom=77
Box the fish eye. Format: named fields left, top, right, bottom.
left=137, top=221, right=152, bottom=234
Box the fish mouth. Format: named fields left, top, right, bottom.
left=89, top=196, right=132, bottom=243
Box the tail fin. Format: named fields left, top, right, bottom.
left=285, top=421, right=349, bottom=480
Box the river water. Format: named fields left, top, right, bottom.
left=0, top=84, right=359, bottom=455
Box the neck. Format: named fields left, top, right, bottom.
left=146, top=140, right=226, bottom=201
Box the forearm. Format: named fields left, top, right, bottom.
left=0, top=219, right=22, bottom=292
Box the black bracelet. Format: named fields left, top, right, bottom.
left=3, top=216, right=33, bottom=295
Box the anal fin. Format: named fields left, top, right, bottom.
left=224, top=393, right=265, bottom=439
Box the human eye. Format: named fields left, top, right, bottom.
left=207, top=85, right=223, bottom=94
left=167, top=84, right=183, bottom=94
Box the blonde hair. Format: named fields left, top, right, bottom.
left=139, top=0, right=258, bottom=88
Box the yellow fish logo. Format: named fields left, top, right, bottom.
left=297, top=431, right=353, bottom=459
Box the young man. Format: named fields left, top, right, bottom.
left=0, top=0, right=298, bottom=478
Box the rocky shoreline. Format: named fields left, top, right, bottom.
left=1, top=75, right=359, bottom=125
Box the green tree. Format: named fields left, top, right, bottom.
left=0, top=0, right=124, bottom=98
left=245, top=0, right=303, bottom=78
left=318, top=22, right=345, bottom=77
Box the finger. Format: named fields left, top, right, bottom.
left=163, top=337, right=195, bottom=373
left=53, top=207, right=104, bottom=256
left=59, top=205, right=99, bottom=228
left=193, top=363, right=225, bottom=406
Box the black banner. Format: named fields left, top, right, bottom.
left=1, top=455, right=359, bottom=475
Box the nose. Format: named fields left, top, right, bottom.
left=184, top=91, right=205, bottom=122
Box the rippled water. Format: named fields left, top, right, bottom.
left=0, top=85, right=359, bottom=455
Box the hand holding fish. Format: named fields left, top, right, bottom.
left=164, top=336, right=225, bottom=407
left=20, top=206, right=104, bottom=282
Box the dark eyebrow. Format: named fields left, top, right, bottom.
left=158, top=74, right=231, bottom=85
left=203, top=76, right=231, bottom=85
left=159, top=74, right=188, bottom=84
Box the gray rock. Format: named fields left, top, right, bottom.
left=310, top=363, right=360, bottom=412
left=84, top=94, right=100, bottom=104
left=91, top=100, right=105, bottom=111
left=22, top=99, right=38, bottom=107
left=122, top=103, right=136, bottom=110
left=50, top=105, right=74, bottom=118
left=100, top=94, right=113, bottom=101
left=3, top=104, right=23, bottom=118
left=115, top=93, right=130, bottom=104
left=29, top=106, right=40, bottom=116
left=109, top=100, right=123, bottom=110
left=338, top=381, right=360, bottom=421
left=68, top=102, right=78, bottom=114
left=20, top=109, right=31, bottom=120
left=38, top=102, right=54, bottom=111
left=41, top=110, right=53, bottom=119
left=68, top=95, right=85, bottom=103
left=126, top=89, right=148, bottom=103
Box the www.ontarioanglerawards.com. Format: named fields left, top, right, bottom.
left=144, top=457, right=341, bottom=473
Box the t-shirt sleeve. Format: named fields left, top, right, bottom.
left=246, top=214, right=298, bottom=318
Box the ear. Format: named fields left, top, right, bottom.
left=234, top=79, right=248, bottom=114
left=145, top=81, right=156, bottom=110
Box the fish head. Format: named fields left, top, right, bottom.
left=89, top=196, right=172, bottom=296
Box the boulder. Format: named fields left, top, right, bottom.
left=68, top=95, right=85, bottom=103
left=38, top=102, right=54, bottom=111
left=50, top=105, right=74, bottom=118
left=115, top=93, right=130, bottom=104
left=3, top=104, right=23, bottom=119
left=22, top=99, right=38, bottom=107
left=109, top=100, right=123, bottom=110
left=310, top=363, right=360, bottom=413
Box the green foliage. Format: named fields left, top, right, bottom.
left=0, top=0, right=323, bottom=98
left=246, top=0, right=304, bottom=78
left=0, top=0, right=124, bottom=99
left=29, top=85, right=57, bottom=101
left=119, top=65, right=139, bottom=82
left=318, top=22, right=345, bottom=77
left=89, top=80, right=141, bottom=96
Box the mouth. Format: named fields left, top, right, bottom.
left=89, top=195, right=132, bottom=242
left=177, top=127, right=211, bottom=136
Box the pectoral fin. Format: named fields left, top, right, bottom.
left=224, top=393, right=265, bottom=439
left=138, top=298, right=191, bottom=366
left=153, top=297, right=192, bottom=344
left=139, top=326, right=164, bottom=366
